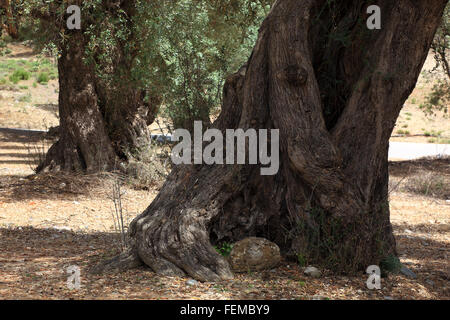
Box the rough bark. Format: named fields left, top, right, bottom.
left=0, top=0, right=18, bottom=38
left=37, top=32, right=117, bottom=173
left=37, top=1, right=160, bottom=173
left=93, top=0, right=448, bottom=281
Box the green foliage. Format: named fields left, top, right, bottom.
left=297, top=253, right=307, bottom=267
left=214, top=242, right=234, bottom=257
left=133, top=0, right=272, bottom=131
left=396, top=129, right=410, bottom=135
left=423, top=129, right=443, bottom=137
left=21, top=0, right=272, bottom=131
left=9, top=68, right=30, bottom=83
left=379, top=255, right=402, bottom=276
left=0, top=57, right=56, bottom=86
left=421, top=80, right=449, bottom=115
left=424, top=2, right=450, bottom=115
left=36, top=72, right=49, bottom=84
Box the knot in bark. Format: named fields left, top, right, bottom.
left=279, top=65, right=308, bottom=86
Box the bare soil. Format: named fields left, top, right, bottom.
left=0, top=42, right=448, bottom=300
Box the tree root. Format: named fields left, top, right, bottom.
left=90, top=249, right=143, bottom=274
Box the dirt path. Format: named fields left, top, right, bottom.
left=0, top=129, right=448, bottom=299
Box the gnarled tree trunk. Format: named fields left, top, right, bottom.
left=37, top=1, right=159, bottom=173
left=37, top=33, right=117, bottom=173
left=93, top=0, right=448, bottom=281
left=37, top=33, right=158, bottom=173
left=0, top=0, right=18, bottom=39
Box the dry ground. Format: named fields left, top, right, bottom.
left=0, top=42, right=449, bottom=300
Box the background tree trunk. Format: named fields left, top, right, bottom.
left=37, top=1, right=160, bottom=173
left=93, top=0, right=448, bottom=281
left=37, top=33, right=117, bottom=172
left=0, top=0, right=19, bottom=38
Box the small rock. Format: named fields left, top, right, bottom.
left=52, top=226, right=71, bottom=232
left=405, top=229, right=413, bottom=234
left=425, top=279, right=435, bottom=286
left=384, top=296, right=394, bottom=300
left=304, top=266, right=321, bottom=278
left=186, top=279, right=198, bottom=286
left=400, top=266, right=417, bottom=279
left=229, top=237, right=281, bottom=272
left=311, top=295, right=328, bottom=300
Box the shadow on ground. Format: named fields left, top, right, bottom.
left=0, top=224, right=448, bottom=299
left=389, top=157, right=450, bottom=177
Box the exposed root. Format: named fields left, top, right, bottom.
left=90, top=249, right=143, bottom=274
left=133, top=208, right=235, bottom=282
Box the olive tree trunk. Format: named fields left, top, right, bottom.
left=36, top=1, right=159, bottom=173
left=0, top=0, right=18, bottom=39
left=93, top=0, right=448, bottom=281
left=37, top=33, right=157, bottom=173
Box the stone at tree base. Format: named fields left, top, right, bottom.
left=304, top=266, right=321, bottom=278
left=229, top=237, right=281, bottom=272
left=400, top=266, right=417, bottom=279
left=185, top=279, right=199, bottom=286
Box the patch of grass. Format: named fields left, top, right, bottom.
left=1, top=48, right=12, bottom=56
left=297, top=253, right=307, bottom=267
left=403, top=172, right=449, bottom=199
left=214, top=242, right=233, bottom=257
left=36, top=72, right=49, bottom=84
left=396, top=130, right=410, bottom=135
left=428, top=137, right=450, bottom=144
left=19, top=85, right=28, bottom=90
left=380, top=255, right=402, bottom=276
left=9, top=68, right=31, bottom=84
left=18, top=93, right=32, bottom=103
left=122, top=137, right=171, bottom=190
left=424, top=130, right=443, bottom=138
